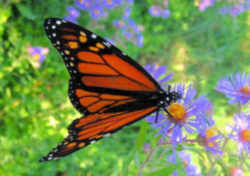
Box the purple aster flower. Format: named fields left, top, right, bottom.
left=145, top=64, right=208, bottom=145
left=64, top=15, right=77, bottom=23
left=89, top=5, right=107, bottom=19
left=64, top=16, right=78, bottom=23
left=136, top=34, right=144, bottom=47
left=219, top=6, right=231, bottom=15
left=215, top=72, right=250, bottom=105
left=75, top=0, right=93, bottom=11
left=112, top=19, right=126, bottom=29
left=230, top=113, right=250, bottom=154
left=149, top=5, right=163, bottom=17
left=122, top=30, right=133, bottom=39
left=127, top=19, right=137, bottom=30
left=167, top=151, right=201, bottom=176
left=198, top=118, right=223, bottom=154
left=28, top=47, right=49, bottom=68
left=67, top=7, right=80, bottom=18
left=198, top=0, right=214, bottom=11
left=64, top=7, right=80, bottom=23
left=144, top=63, right=173, bottom=85
left=122, top=7, right=131, bottom=19
left=230, top=4, right=245, bottom=16
left=162, top=9, right=171, bottom=18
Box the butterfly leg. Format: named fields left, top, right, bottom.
left=154, top=110, right=159, bottom=123
left=163, top=108, right=174, bottom=119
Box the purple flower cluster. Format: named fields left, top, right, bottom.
left=113, top=18, right=144, bottom=47
left=64, top=7, right=80, bottom=23
left=70, top=0, right=143, bottom=47
left=149, top=1, right=171, bottom=18
left=75, top=0, right=129, bottom=19
left=168, top=151, right=201, bottom=176
left=219, top=0, right=250, bottom=16
left=111, top=2, right=144, bottom=47
left=145, top=63, right=211, bottom=146
left=215, top=72, right=250, bottom=105
left=197, top=0, right=214, bottom=11
left=28, top=47, right=49, bottom=68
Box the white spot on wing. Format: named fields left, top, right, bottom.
left=91, top=34, right=97, bottom=39
left=90, top=140, right=96, bottom=144
left=56, top=20, right=62, bottom=25
left=104, top=133, right=111, bottom=138
left=103, top=41, right=111, bottom=47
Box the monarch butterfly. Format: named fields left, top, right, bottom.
left=40, top=18, right=181, bottom=162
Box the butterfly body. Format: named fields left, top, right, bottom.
left=40, top=18, right=181, bottom=162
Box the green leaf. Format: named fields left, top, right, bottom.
left=136, top=122, right=149, bottom=150
left=175, top=153, right=187, bottom=176
left=17, top=4, right=36, bottom=20
left=146, top=164, right=177, bottom=176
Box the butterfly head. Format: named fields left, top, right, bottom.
left=167, top=91, right=182, bottom=104
left=163, top=85, right=182, bottom=105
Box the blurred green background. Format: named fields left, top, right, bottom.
left=0, top=0, right=249, bottom=175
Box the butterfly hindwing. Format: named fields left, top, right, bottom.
left=39, top=106, right=157, bottom=161
left=69, top=77, right=140, bottom=115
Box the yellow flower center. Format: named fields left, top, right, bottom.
left=167, top=103, right=187, bottom=123
left=240, top=129, right=250, bottom=142
left=239, top=85, right=250, bottom=95
left=183, top=160, right=188, bottom=168
left=205, top=127, right=216, bottom=138
left=33, top=54, right=40, bottom=60
left=107, top=0, right=112, bottom=4
left=94, top=9, right=100, bottom=15
left=85, top=2, right=90, bottom=8
left=153, top=9, right=159, bottom=14
left=204, top=126, right=217, bottom=147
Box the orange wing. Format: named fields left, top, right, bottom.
left=39, top=106, right=157, bottom=161
left=40, top=18, right=164, bottom=162
left=44, top=18, right=161, bottom=92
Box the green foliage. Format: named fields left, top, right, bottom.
left=0, top=0, right=249, bottom=175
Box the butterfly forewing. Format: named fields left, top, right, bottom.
left=44, top=18, right=161, bottom=92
